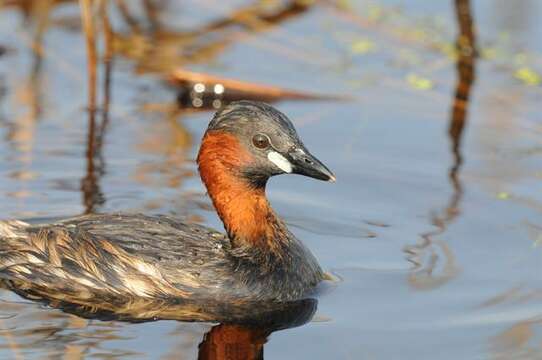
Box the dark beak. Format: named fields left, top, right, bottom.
left=287, top=147, right=336, bottom=182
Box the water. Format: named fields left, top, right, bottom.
left=0, top=0, right=541, bottom=358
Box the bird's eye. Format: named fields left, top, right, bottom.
left=252, top=134, right=270, bottom=149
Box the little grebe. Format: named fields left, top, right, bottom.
left=0, top=101, right=334, bottom=308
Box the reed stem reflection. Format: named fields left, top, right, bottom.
left=80, top=1, right=113, bottom=214
left=406, top=0, right=477, bottom=290
left=449, top=0, right=477, bottom=183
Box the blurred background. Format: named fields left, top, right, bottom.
left=0, top=0, right=541, bottom=359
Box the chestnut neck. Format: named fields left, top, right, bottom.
left=197, top=131, right=289, bottom=250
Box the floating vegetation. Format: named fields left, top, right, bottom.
left=350, top=38, right=376, bottom=55
left=496, top=192, right=511, bottom=200
left=406, top=73, right=433, bottom=90
left=168, top=69, right=345, bottom=110
left=514, top=67, right=541, bottom=86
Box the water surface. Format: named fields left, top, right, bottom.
left=0, top=0, right=541, bottom=359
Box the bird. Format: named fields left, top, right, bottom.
left=0, top=101, right=335, bottom=316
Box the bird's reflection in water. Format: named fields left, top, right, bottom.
left=117, top=299, right=318, bottom=360
left=199, top=324, right=268, bottom=360
left=2, top=292, right=316, bottom=360
left=197, top=299, right=316, bottom=360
